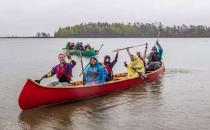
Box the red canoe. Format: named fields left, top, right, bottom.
left=18, top=63, right=165, bottom=110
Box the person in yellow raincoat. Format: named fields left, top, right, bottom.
left=124, top=48, right=146, bottom=79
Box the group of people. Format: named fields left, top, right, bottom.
left=36, top=40, right=163, bottom=86
left=84, top=49, right=119, bottom=85
left=66, top=42, right=92, bottom=51
left=36, top=48, right=119, bottom=86
left=123, top=40, right=163, bottom=80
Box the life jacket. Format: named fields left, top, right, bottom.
left=56, top=64, right=70, bottom=82
left=151, top=52, right=158, bottom=61
left=104, top=63, right=112, bottom=76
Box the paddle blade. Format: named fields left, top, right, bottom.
left=95, top=50, right=99, bottom=55
left=34, top=80, right=41, bottom=84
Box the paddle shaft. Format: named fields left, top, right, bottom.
left=156, top=30, right=161, bottom=40
left=152, top=30, right=161, bottom=49
left=95, top=44, right=104, bottom=55
left=79, top=51, right=85, bottom=85
left=143, top=43, right=148, bottom=61
left=113, top=43, right=147, bottom=52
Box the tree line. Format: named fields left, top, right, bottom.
left=54, top=22, right=210, bottom=38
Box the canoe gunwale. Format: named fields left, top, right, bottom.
left=65, top=48, right=96, bottom=57
left=28, top=62, right=165, bottom=89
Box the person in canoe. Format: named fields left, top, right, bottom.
left=136, top=43, right=148, bottom=67
left=136, top=51, right=145, bottom=67
left=84, top=43, right=92, bottom=51
left=66, top=42, right=70, bottom=49
left=124, top=48, right=146, bottom=79
left=35, top=53, right=76, bottom=86
left=66, top=42, right=75, bottom=50
left=70, top=42, right=75, bottom=50
left=146, top=40, right=163, bottom=71
left=76, top=42, right=84, bottom=51
left=103, top=49, right=119, bottom=81
left=84, top=57, right=107, bottom=85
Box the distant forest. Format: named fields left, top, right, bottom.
left=54, top=22, right=210, bottom=38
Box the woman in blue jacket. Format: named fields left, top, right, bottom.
left=84, top=57, right=107, bottom=85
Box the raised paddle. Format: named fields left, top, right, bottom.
left=95, top=44, right=104, bottom=55
left=143, top=43, right=148, bottom=61
left=154, top=29, right=161, bottom=45
left=79, top=50, right=85, bottom=85
left=79, top=44, right=104, bottom=77
left=35, top=79, right=41, bottom=84
left=113, top=43, right=147, bottom=52
left=156, top=30, right=161, bottom=40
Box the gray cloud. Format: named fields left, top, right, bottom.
left=0, top=0, right=210, bottom=36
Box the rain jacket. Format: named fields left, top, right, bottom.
left=126, top=55, right=145, bottom=78
left=84, top=59, right=107, bottom=85
left=47, top=57, right=76, bottom=83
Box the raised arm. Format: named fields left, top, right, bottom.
left=110, top=49, right=119, bottom=67
left=65, top=51, right=76, bottom=67
left=126, top=48, right=132, bottom=59
left=156, top=40, right=163, bottom=60
left=67, top=55, right=76, bottom=67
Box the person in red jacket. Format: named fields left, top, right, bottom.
left=103, top=49, right=119, bottom=81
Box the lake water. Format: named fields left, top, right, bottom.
left=0, top=38, right=210, bottom=130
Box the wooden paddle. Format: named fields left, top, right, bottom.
left=156, top=30, right=161, bottom=40
left=95, top=44, right=104, bottom=55
left=113, top=43, right=147, bottom=52
left=35, top=79, right=41, bottom=84
left=154, top=30, right=161, bottom=47
left=79, top=50, right=85, bottom=85
left=143, top=43, right=148, bottom=61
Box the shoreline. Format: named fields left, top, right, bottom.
left=1, top=37, right=210, bottom=39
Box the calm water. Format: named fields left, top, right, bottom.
left=0, top=38, right=210, bottom=130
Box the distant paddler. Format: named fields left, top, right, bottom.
left=66, top=42, right=75, bottom=50
left=35, top=52, right=76, bottom=86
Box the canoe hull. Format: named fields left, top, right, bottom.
left=18, top=64, right=165, bottom=110
left=66, top=48, right=95, bottom=57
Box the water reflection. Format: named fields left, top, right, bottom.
left=1, top=38, right=210, bottom=130
left=19, top=76, right=164, bottom=130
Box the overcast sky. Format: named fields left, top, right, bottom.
left=0, top=0, right=210, bottom=36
